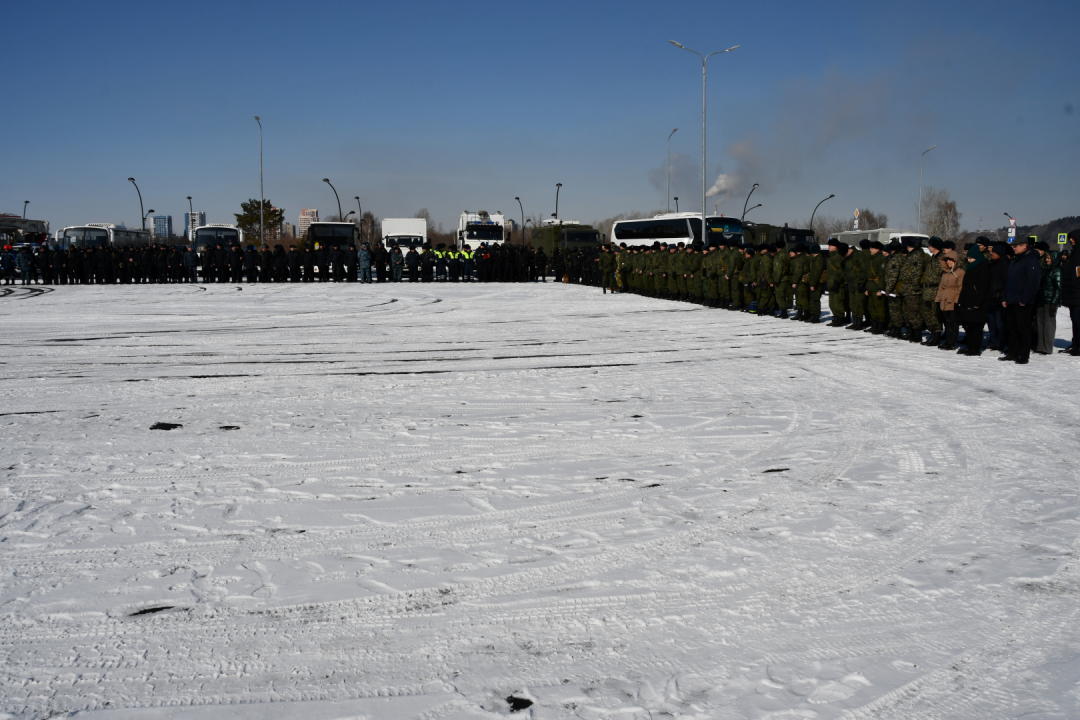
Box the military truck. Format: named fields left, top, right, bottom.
left=527, top=219, right=600, bottom=256
left=743, top=222, right=816, bottom=248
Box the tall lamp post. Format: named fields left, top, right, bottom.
left=186, top=196, right=193, bottom=243
left=554, top=183, right=562, bottom=220
left=322, top=178, right=342, bottom=220
left=344, top=210, right=356, bottom=223
left=918, top=144, right=936, bottom=234
left=810, top=194, right=835, bottom=238
left=354, top=197, right=362, bottom=242
left=667, top=127, right=678, bottom=212
left=22, top=201, right=29, bottom=219
left=143, top=209, right=155, bottom=235
left=669, top=40, right=739, bottom=246
left=741, top=183, right=759, bottom=222
left=744, top=203, right=761, bottom=219
left=127, top=178, right=145, bottom=230
left=674, top=197, right=679, bottom=212
left=514, top=197, right=525, bottom=245
left=254, top=117, right=264, bottom=245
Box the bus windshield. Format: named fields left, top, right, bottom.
left=195, top=228, right=240, bottom=245
left=309, top=224, right=356, bottom=239
left=63, top=228, right=109, bottom=248
left=465, top=225, right=503, bottom=241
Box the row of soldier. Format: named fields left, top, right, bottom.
left=2, top=241, right=561, bottom=285
left=596, top=232, right=1076, bottom=363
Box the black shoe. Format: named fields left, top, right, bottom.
left=922, top=332, right=941, bottom=347
left=1016, top=357, right=1029, bottom=364
left=999, top=354, right=1018, bottom=362
left=1034, top=350, right=1050, bottom=355
left=939, top=342, right=955, bottom=350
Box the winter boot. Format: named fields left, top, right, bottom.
left=922, top=332, right=941, bottom=347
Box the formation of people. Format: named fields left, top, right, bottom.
left=0, top=241, right=563, bottom=285
left=596, top=232, right=1079, bottom=364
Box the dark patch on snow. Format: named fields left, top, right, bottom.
left=644, top=483, right=661, bottom=488
left=507, top=695, right=533, bottom=712
left=631, top=414, right=643, bottom=418
left=150, top=422, right=182, bottom=431
left=124, top=379, right=149, bottom=382
left=455, top=470, right=466, bottom=474
left=129, top=605, right=174, bottom=617
left=618, top=478, right=635, bottom=482
left=763, top=468, right=790, bottom=473
left=0, top=410, right=61, bottom=417
left=219, top=425, right=240, bottom=430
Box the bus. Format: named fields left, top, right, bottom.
left=305, top=222, right=360, bottom=248
left=610, top=213, right=743, bottom=249
left=58, top=223, right=150, bottom=249
left=193, top=224, right=244, bottom=251
left=1, top=216, right=50, bottom=246
left=528, top=220, right=601, bottom=256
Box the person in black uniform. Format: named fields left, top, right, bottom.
left=288, top=244, right=301, bottom=282
left=259, top=245, right=273, bottom=282
left=302, top=245, right=315, bottom=281
left=273, top=244, right=287, bottom=282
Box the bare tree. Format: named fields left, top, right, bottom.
left=919, top=187, right=961, bottom=240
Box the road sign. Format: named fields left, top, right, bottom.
left=1009, top=218, right=1017, bottom=229
left=1059, top=233, right=1068, bottom=245
left=853, top=209, right=859, bottom=231
left=1008, top=227, right=1016, bottom=238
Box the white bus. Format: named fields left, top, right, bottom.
left=193, top=224, right=244, bottom=251
left=58, top=223, right=151, bottom=249
left=610, top=213, right=743, bottom=248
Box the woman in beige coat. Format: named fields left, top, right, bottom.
left=935, top=250, right=966, bottom=350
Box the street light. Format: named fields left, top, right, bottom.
left=22, top=201, right=29, bottom=219
left=674, top=197, right=679, bottom=212
left=554, top=183, right=563, bottom=220
left=667, top=127, right=678, bottom=213
left=322, top=178, right=342, bottom=220
left=143, top=209, right=155, bottom=235
left=918, top=145, right=936, bottom=234
left=127, top=178, right=145, bottom=231
left=254, top=117, right=264, bottom=245
left=669, top=39, right=740, bottom=246
left=744, top=203, right=762, bottom=219
left=810, top=194, right=835, bottom=238
left=344, top=210, right=356, bottom=222
left=741, top=183, right=759, bottom=222
left=514, top=197, right=525, bottom=245
left=360, top=198, right=369, bottom=243
left=186, top=196, right=193, bottom=241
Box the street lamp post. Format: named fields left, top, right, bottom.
left=22, top=201, right=29, bottom=219
left=322, top=179, right=342, bottom=220
left=344, top=210, right=356, bottom=222
left=514, top=197, right=525, bottom=245
left=554, top=183, right=562, bottom=220
left=744, top=203, right=761, bottom=219
left=254, top=117, right=264, bottom=245
left=918, top=144, right=936, bottom=234
left=127, top=178, right=145, bottom=231
left=741, top=183, right=759, bottom=222
left=674, top=197, right=679, bottom=212
left=810, top=194, right=835, bottom=238
left=354, top=197, right=362, bottom=242
left=186, top=196, right=193, bottom=243
left=143, top=209, right=155, bottom=236
left=670, top=40, right=739, bottom=247
left=667, top=127, right=678, bottom=213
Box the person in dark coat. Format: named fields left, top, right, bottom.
left=287, top=244, right=302, bottom=282
left=259, top=245, right=273, bottom=282
left=956, top=242, right=992, bottom=355
left=1001, top=237, right=1043, bottom=364
left=405, top=247, right=420, bottom=282
left=302, top=245, right=315, bottom=281
left=273, top=244, right=287, bottom=281
left=986, top=243, right=1010, bottom=352
left=328, top=244, right=342, bottom=281
left=1059, top=231, right=1080, bottom=355
left=1033, top=241, right=1062, bottom=355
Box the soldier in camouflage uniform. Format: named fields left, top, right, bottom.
left=921, top=237, right=946, bottom=345
left=599, top=245, right=615, bottom=293
left=898, top=237, right=927, bottom=342
left=790, top=244, right=810, bottom=320
left=728, top=244, right=747, bottom=310
left=882, top=241, right=906, bottom=337
left=844, top=241, right=871, bottom=330
left=756, top=244, right=775, bottom=316
left=864, top=241, right=888, bottom=334
left=739, top=245, right=758, bottom=311
left=807, top=245, right=827, bottom=323
left=772, top=240, right=793, bottom=318
left=826, top=240, right=848, bottom=326
left=666, top=245, right=680, bottom=299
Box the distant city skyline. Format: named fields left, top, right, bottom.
left=3, top=0, right=1077, bottom=238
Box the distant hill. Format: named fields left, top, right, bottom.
left=961, top=215, right=1079, bottom=246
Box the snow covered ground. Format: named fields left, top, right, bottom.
left=1, top=282, right=1078, bottom=719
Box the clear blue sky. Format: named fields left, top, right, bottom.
left=4, top=0, right=1077, bottom=236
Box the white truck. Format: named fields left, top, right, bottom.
left=381, top=218, right=428, bottom=249
left=458, top=211, right=505, bottom=249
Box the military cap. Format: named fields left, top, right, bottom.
left=1034, top=241, right=1050, bottom=252
left=928, top=237, right=944, bottom=250
left=975, top=236, right=991, bottom=246
left=871, top=240, right=885, bottom=250
left=859, top=239, right=871, bottom=249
